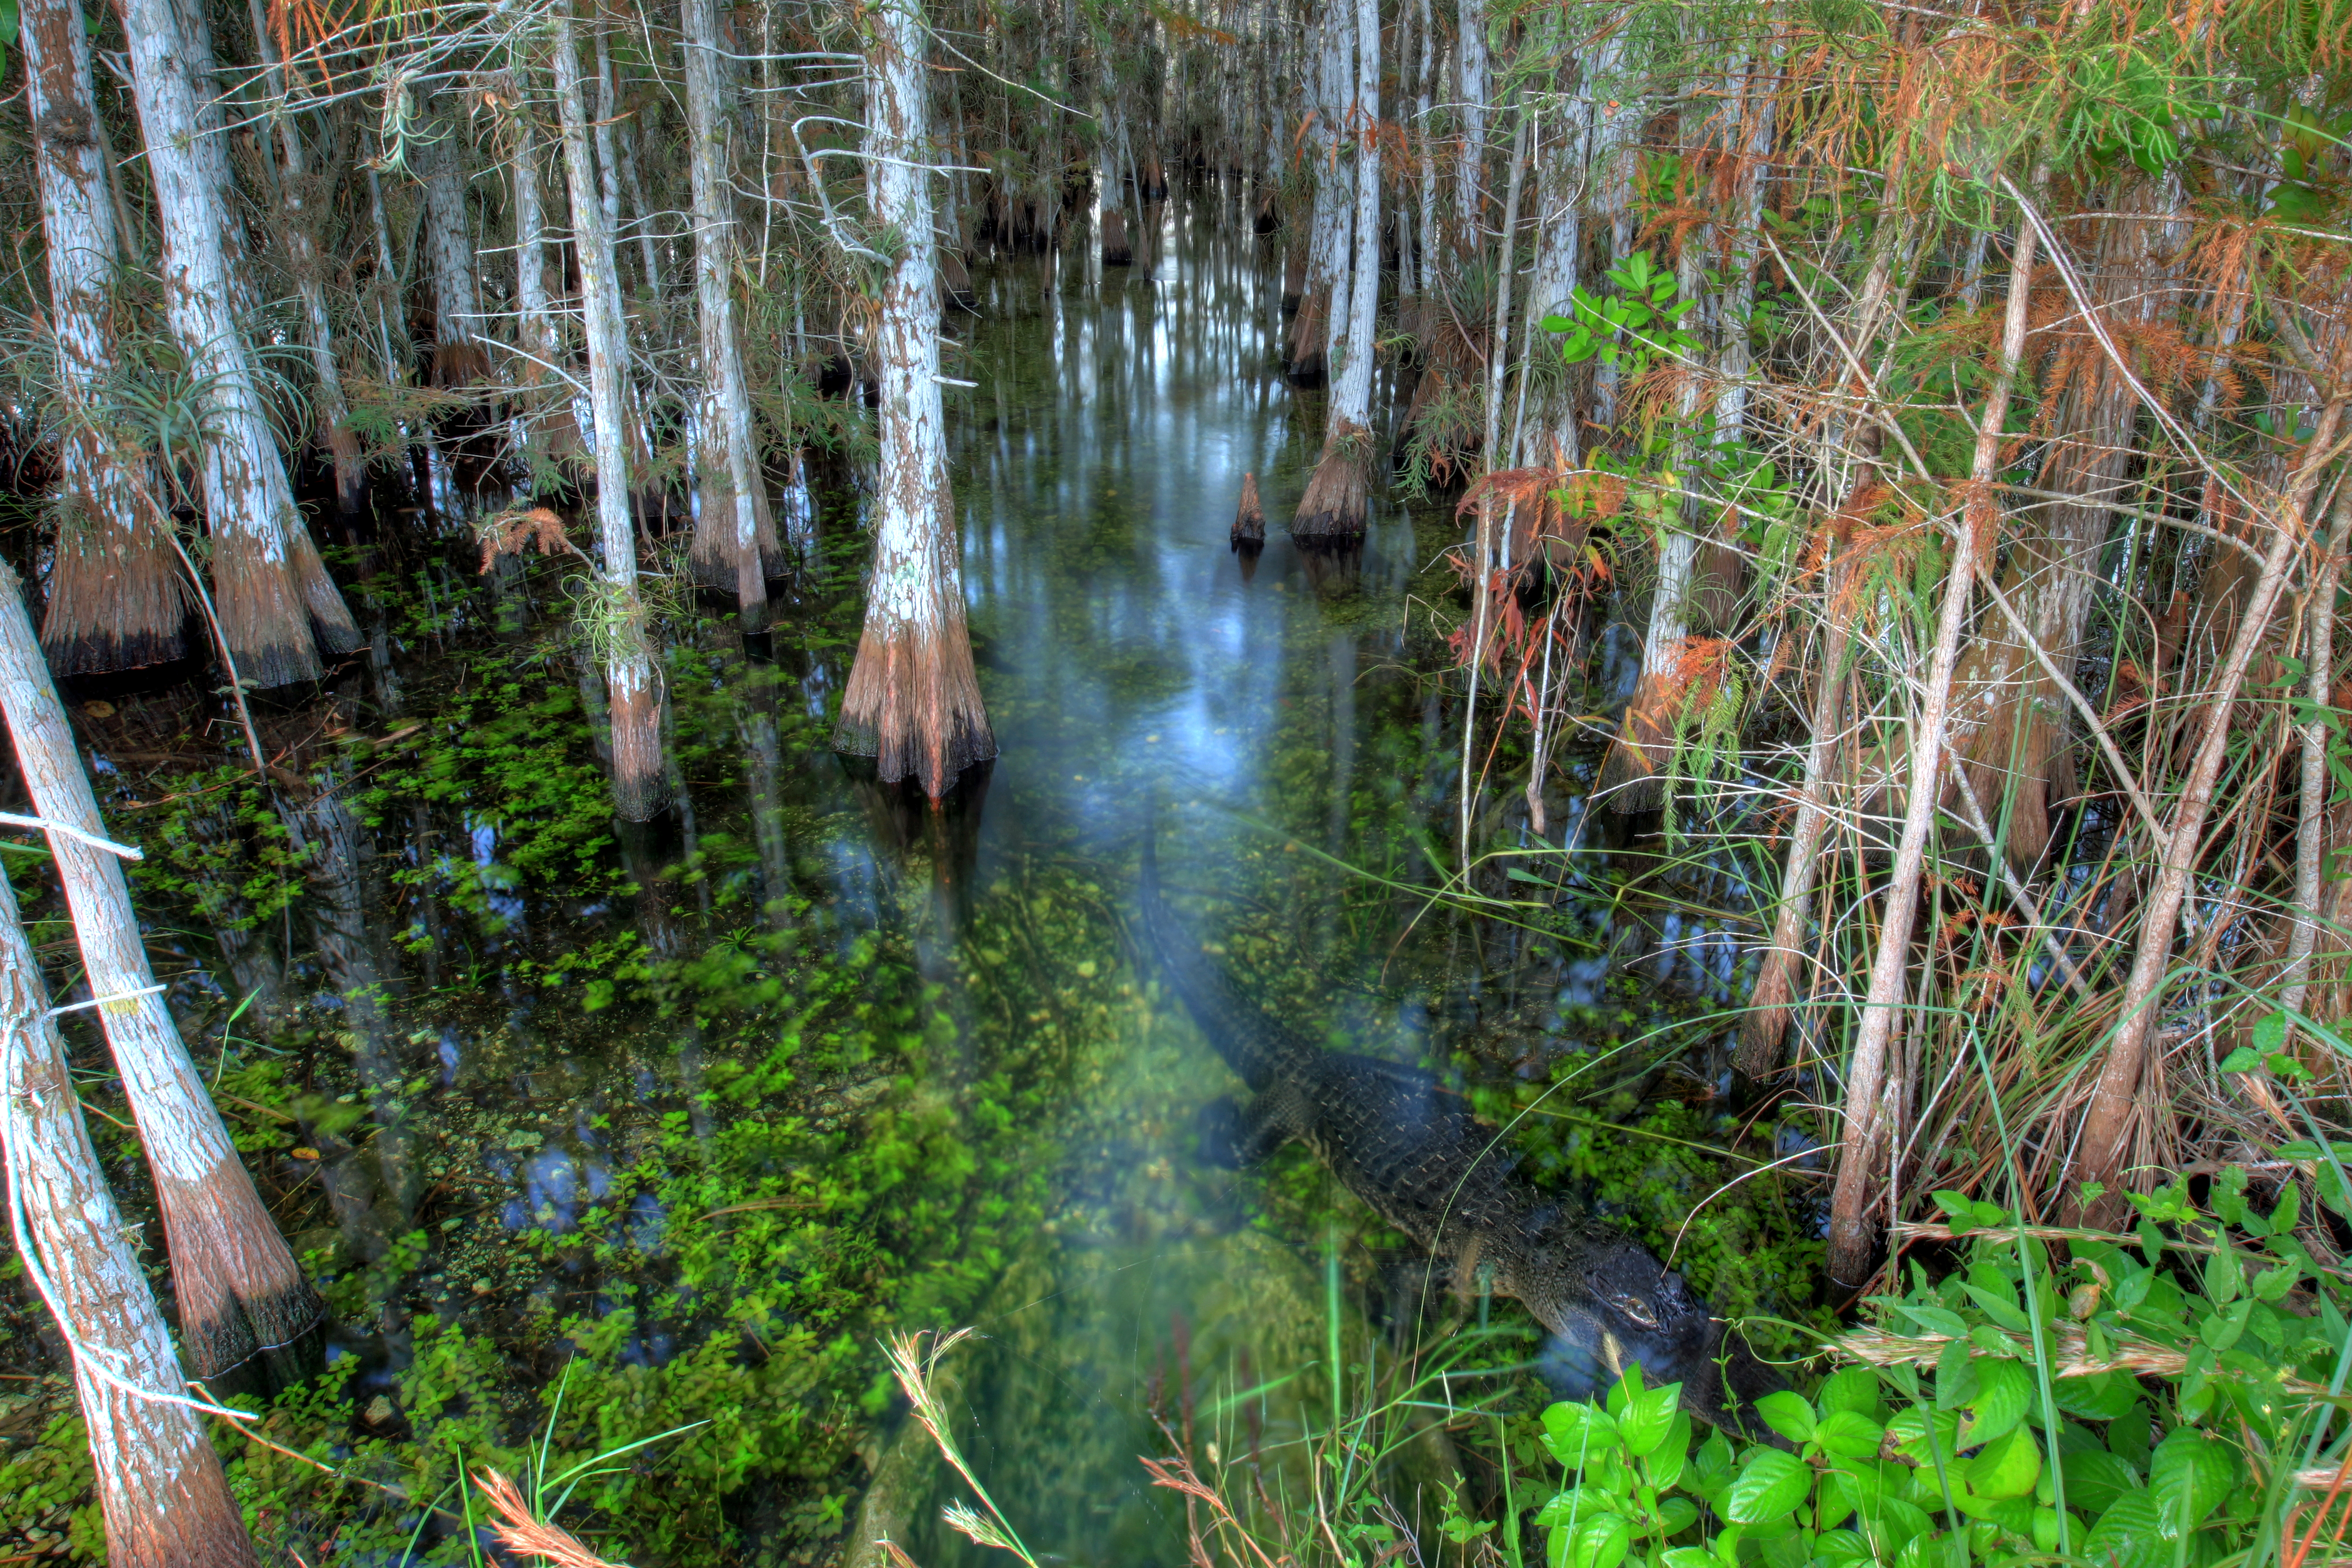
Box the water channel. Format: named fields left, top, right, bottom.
left=47, top=186, right=1805, bottom=1566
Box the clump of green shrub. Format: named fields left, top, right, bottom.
left=1534, top=1173, right=2351, bottom=1568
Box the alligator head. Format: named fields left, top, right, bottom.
left=1520, top=1222, right=1790, bottom=1446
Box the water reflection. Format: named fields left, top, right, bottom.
left=104, top=179, right=1784, bottom=1566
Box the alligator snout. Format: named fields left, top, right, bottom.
left=1526, top=1228, right=1792, bottom=1447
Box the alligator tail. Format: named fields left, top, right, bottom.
left=1138, top=819, right=1288, bottom=1093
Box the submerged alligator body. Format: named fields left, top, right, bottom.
left=1140, top=844, right=1786, bottom=1440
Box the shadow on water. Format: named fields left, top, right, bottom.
left=38, top=182, right=1809, bottom=1564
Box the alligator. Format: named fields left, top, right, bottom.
left=1140, top=841, right=1788, bottom=1441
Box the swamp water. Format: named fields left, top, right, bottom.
left=8, top=194, right=1814, bottom=1566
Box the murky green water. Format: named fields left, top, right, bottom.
left=36, top=187, right=1805, bottom=1566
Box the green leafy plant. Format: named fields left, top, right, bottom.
left=1536, top=1181, right=2352, bottom=1568
left=1542, top=253, right=1700, bottom=377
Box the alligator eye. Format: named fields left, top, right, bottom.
left=1609, top=1293, right=1658, bottom=1328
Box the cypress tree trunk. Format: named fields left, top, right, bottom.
left=1293, top=0, right=1378, bottom=540
left=507, top=109, right=575, bottom=472
left=832, top=0, right=996, bottom=799
left=1452, top=0, right=1486, bottom=255
left=683, top=0, right=779, bottom=621
left=553, top=6, right=668, bottom=821
left=120, top=0, right=357, bottom=686
left=1944, top=180, right=2177, bottom=867
left=1516, top=108, right=1584, bottom=467
left=1287, top=0, right=1348, bottom=384
left=241, top=4, right=364, bottom=531
left=420, top=113, right=490, bottom=387
left=0, top=864, right=258, bottom=1568
left=0, top=561, right=321, bottom=1381
left=24, top=0, right=189, bottom=674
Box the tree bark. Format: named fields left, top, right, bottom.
left=0, top=863, right=258, bottom=1568
left=241, top=5, right=364, bottom=530
left=553, top=5, right=668, bottom=821
left=120, top=0, right=356, bottom=687
left=0, top=560, right=321, bottom=1379
left=1292, top=0, right=1379, bottom=541
left=420, top=111, right=490, bottom=387
left=506, top=108, right=577, bottom=472
left=683, top=0, right=779, bottom=622
left=24, top=0, right=189, bottom=673
left=831, top=0, right=995, bottom=799
left=1452, top=0, right=1486, bottom=255
left=1824, top=214, right=2037, bottom=1289
left=1288, top=0, right=1350, bottom=384
left=1944, top=180, right=2179, bottom=866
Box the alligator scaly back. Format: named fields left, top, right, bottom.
left=1137, top=818, right=1793, bottom=1444
left=1137, top=826, right=1313, bottom=1094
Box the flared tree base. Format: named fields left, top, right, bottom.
left=832, top=619, right=997, bottom=801
left=609, top=671, right=671, bottom=823
left=1292, top=439, right=1368, bottom=541
left=213, top=533, right=323, bottom=689
left=1597, top=671, right=1675, bottom=814
left=157, top=1163, right=325, bottom=1381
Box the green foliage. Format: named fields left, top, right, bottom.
left=125, top=765, right=307, bottom=939
left=1542, top=252, right=1700, bottom=382
left=1538, top=1184, right=2352, bottom=1568
left=0, top=1390, right=99, bottom=1564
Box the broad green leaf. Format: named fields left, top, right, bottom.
left=2205, top=1242, right=2244, bottom=1304
left=1961, top=1282, right=2033, bottom=1333
left=1815, top=1409, right=1887, bottom=1459
left=2060, top=1448, right=2144, bottom=1518
left=1536, top=1488, right=1615, bottom=1528
left=1963, top=1358, right=2031, bottom=1445
left=1965, top=1427, right=2043, bottom=1500
left=1663, top=1551, right=1718, bottom=1568
left=1689, top=1432, right=1736, bottom=1498
left=1903, top=1305, right=1970, bottom=1338
left=2053, top=1370, right=2139, bottom=1422
left=1619, top=1382, right=1682, bottom=1458
left=2252, top=1260, right=2298, bottom=1302
left=1817, top=1367, right=1886, bottom=1421
left=2149, top=1429, right=2238, bottom=1524
left=1647, top=1413, right=1693, bottom=1491
left=1886, top=1407, right=1962, bottom=1467
left=2084, top=1493, right=2171, bottom=1568
left=1657, top=1497, right=1700, bottom=1536
left=1543, top=1401, right=1623, bottom=1464
left=2032, top=1507, right=2069, bottom=1554
left=1858, top=1497, right=1935, bottom=1560
left=1813, top=1530, right=1871, bottom=1568
left=1755, top=1391, right=1818, bottom=1444
left=1725, top=1449, right=1811, bottom=1524
left=1568, top=1513, right=1632, bottom=1568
